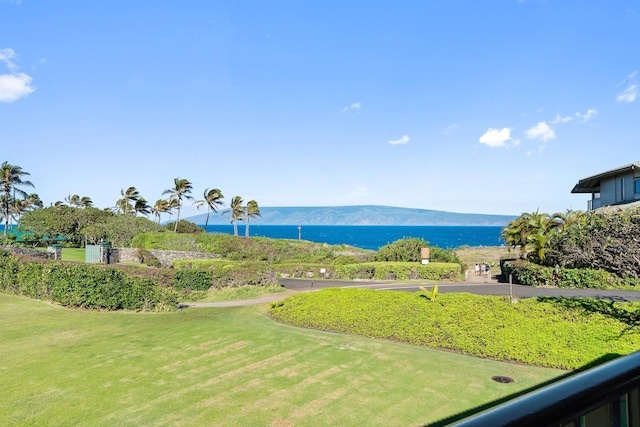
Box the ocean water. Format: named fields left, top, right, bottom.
left=205, top=225, right=504, bottom=250
left=1, top=224, right=505, bottom=250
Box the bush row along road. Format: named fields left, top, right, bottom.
left=182, top=279, right=640, bottom=308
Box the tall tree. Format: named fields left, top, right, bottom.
left=78, top=196, right=93, bottom=208
left=65, top=194, right=80, bottom=207
left=162, top=178, right=193, bottom=232
left=115, top=186, right=140, bottom=215
left=0, top=162, right=34, bottom=234
left=244, top=199, right=261, bottom=237
left=65, top=194, right=93, bottom=208
left=193, top=188, right=224, bottom=229
left=501, top=210, right=556, bottom=262
left=151, top=198, right=175, bottom=224
left=223, top=196, right=244, bottom=237
left=133, top=197, right=151, bottom=216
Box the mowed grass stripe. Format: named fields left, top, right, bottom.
left=0, top=294, right=563, bottom=426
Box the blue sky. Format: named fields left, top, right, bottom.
left=1, top=0, right=639, bottom=218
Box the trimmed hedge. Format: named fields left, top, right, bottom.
left=334, top=262, right=460, bottom=281
left=500, top=259, right=640, bottom=289
left=0, top=250, right=179, bottom=311
left=268, top=288, right=640, bottom=370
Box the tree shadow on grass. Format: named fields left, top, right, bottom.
left=537, top=296, right=640, bottom=337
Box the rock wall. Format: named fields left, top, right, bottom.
left=1, top=245, right=55, bottom=260
left=108, top=248, right=220, bottom=267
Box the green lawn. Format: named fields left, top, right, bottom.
left=0, top=294, right=564, bottom=426
left=60, top=247, right=85, bottom=262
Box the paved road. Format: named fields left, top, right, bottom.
left=278, top=278, right=640, bottom=302
left=182, top=279, right=640, bottom=308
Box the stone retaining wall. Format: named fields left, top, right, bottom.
left=108, top=248, right=220, bottom=267
left=1, top=245, right=55, bottom=260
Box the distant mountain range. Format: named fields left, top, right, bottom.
left=184, top=205, right=516, bottom=226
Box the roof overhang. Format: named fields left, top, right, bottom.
left=571, top=161, right=640, bottom=194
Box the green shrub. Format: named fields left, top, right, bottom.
left=334, top=262, right=460, bottom=281
left=171, top=269, right=213, bottom=291
left=0, top=253, right=178, bottom=311
left=134, top=248, right=162, bottom=267
left=209, top=265, right=278, bottom=288
left=131, top=232, right=372, bottom=264
left=268, top=288, right=640, bottom=370
left=373, top=237, right=428, bottom=262
left=271, top=263, right=336, bottom=279
left=165, top=220, right=205, bottom=234
left=500, top=259, right=629, bottom=290
left=171, top=258, right=233, bottom=269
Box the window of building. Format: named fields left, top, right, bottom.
left=635, top=179, right=640, bottom=194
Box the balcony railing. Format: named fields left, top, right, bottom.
left=431, top=351, right=640, bottom=427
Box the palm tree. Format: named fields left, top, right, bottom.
left=244, top=200, right=261, bottom=237
left=223, top=196, right=244, bottom=236
left=152, top=199, right=173, bottom=224
left=66, top=195, right=93, bottom=208
left=65, top=194, right=80, bottom=207
left=162, top=178, right=193, bottom=232
left=193, top=188, right=224, bottom=230
left=115, top=186, right=140, bottom=215
left=25, top=193, right=43, bottom=211
left=501, top=210, right=555, bottom=261
left=0, top=162, right=34, bottom=234
left=78, top=196, right=93, bottom=208
left=7, top=194, right=40, bottom=226
left=551, top=210, right=585, bottom=232
left=133, top=197, right=151, bottom=216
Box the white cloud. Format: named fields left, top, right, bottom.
left=0, top=48, right=17, bottom=71
left=617, top=83, right=638, bottom=103
left=388, top=135, right=409, bottom=145
left=341, top=102, right=361, bottom=113
left=443, top=123, right=459, bottom=135
left=617, top=71, right=638, bottom=103
left=0, top=48, right=35, bottom=103
left=550, top=114, right=573, bottom=124
left=0, top=73, right=35, bottom=102
left=525, top=122, right=555, bottom=141
left=478, top=128, right=513, bottom=147
left=576, top=108, right=598, bottom=122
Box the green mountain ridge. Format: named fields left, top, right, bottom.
left=184, top=205, right=516, bottom=226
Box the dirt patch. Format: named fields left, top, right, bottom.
left=455, top=246, right=515, bottom=275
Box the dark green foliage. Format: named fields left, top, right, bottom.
left=210, top=266, right=278, bottom=288
left=92, top=215, right=164, bottom=247
left=18, top=206, right=163, bottom=247
left=19, top=206, right=113, bottom=246
left=373, top=237, right=428, bottom=262
left=268, top=288, right=640, bottom=370
left=171, top=269, right=213, bottom=291
left=0, top=234, right=17, bottom=246
left=134, top=248, right=162, bottom=268
left=165, top=220, right=204, bottom=234
left=271, top=263, right=337, bottom=279
left=500, top=259, right=636, bottom=289
left=334, top=262, right=460, bottom=280
left=373, top=238, right=464, bottom=272
left=545, top=207, right=640, bottom=279
left=0, top=253, right=179, bottom=311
